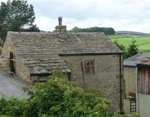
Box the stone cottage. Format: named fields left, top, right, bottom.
left=1, top=17, right=124, bottom=114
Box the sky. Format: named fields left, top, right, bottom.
left=1, top=0, right=150, bottom=33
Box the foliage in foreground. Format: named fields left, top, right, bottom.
left=22, top=71, right=113, bottom=117
left=1, top=71, right=141, bottom=117
left=0, top=95, right=25, bottom=116
left=0, top=114, right=16, bottom=117
left=0, top=71, right=121, bottom=117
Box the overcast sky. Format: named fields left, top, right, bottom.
left=1, top=0, right=150, bottom=33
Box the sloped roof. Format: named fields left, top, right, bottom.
left=124, top=53, right=150, bottom=67
left=136, top=57, right=150, bottom=66
left=7, top=31, right=123, bottom=74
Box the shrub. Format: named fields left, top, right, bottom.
left=0, top=71, right=121, bottom=117
left=0, top=95, right=9, bottom=114
left=22, top=71, right=114, bottom=117
left=0, top=94, right=25, bottom=116
left=5, top=96, right=25, bottom=116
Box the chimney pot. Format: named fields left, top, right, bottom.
left=55, top=17, right=67, bottom=34
left=58, top=17, right=62, bottom=26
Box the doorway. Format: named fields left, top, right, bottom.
left=9, top=52, right=15, bottom=74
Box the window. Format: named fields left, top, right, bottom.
left=85, top=60, right=95, bottom=73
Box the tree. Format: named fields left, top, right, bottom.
left=0, top=0, right=39, bottom=44
left=68, top=27, right=116, bottom=35
left=126, top=38, right=138, bottom=58
left=114, top=40, right=125, bottom=52
left=114, top=39, right=138, bottom=59
left=114, top=40, right=128, bottom=58
left=105, top=28, right=115, bottom=35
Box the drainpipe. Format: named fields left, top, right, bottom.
left=120, top=54, right=125, bottom=115
left=81, top=56, right=86, bottom=91
left=68, top=72, right=72, bottom=81
left=135, top=67, right=139, bottom=112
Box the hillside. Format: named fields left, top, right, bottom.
left=108, top=34, right=150, bottom=53
left=116, top=31, right=150, bottom=35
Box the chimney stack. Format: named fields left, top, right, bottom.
left=58, top=17, right=62, bottom=26
left=55, top=17, right=67, bottom=34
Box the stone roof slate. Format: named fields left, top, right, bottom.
left=136, top=56, right=150, bottom=66
left=7, top=31, right=123, bottom=74
left=124, top=53, right=148, bottom=67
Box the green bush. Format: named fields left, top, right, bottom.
left=0, top=71, right=121, bottom=117
left=0, top=95, right=9, bottom=114
left=22, top=71, right=116, bottom=117
left=0, top=95, right=25, bottom=116
left=6, top=96, right=25, bottom=116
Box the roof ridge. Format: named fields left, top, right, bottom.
left=8, top=31, right=59, bottom=35
left=8, top=31, right=105, bottom=35
left=124, top=53, right=144, bottom=61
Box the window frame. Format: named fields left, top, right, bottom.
left=85, top=60, right=95, bottom=74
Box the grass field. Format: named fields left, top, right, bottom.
left=108, top=34, right=150, bottom=53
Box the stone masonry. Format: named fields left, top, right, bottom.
left=55, top=16, right=67, bottom=34
left=1, top=17, right=124, bottom=114
left=61, top=54, right=124, bottom=113
left=2, top=33, right=30, bottom=83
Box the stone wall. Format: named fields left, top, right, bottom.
left=0, top=52, right=7, bottom=68
left=55, top=25, right=67, bottom=34
left=1, top=33, right=124, bottom=113
left=124, top=66, right=136, bottom=95
left=1, top=34, right=30, bottom=82
left=15, top=57, right=30, bottom=83
left=60, top=54, right=124, bottom=113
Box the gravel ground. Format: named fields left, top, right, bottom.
left=0, top=71, right=31, bottom=99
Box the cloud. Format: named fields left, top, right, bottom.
left=35, top=16, right=146, bottom=33
left=1, top=0, right=150, bottom=33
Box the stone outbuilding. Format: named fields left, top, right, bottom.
left=124, top=53, right=148, bottom=97
left=135, top=56, right=150, bottom=117
left=1, top=17, right=125, bottom=114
